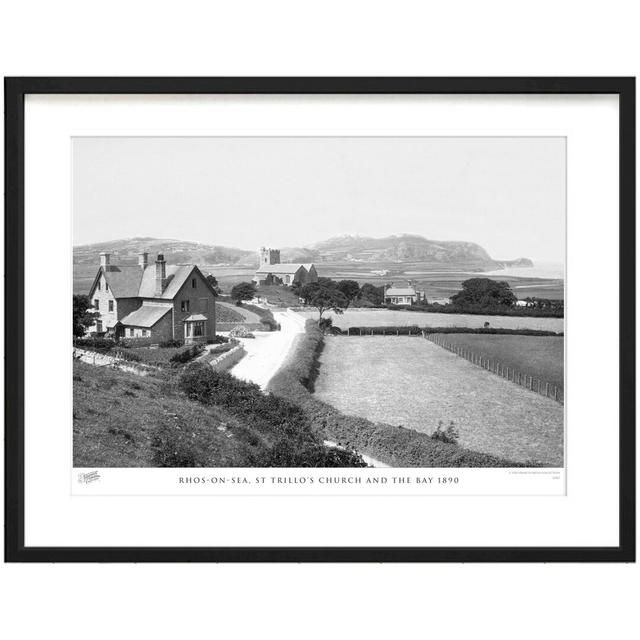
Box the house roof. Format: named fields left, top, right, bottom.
left=102, top=266, right=144, bottom=298
left=90, top=260, right=217, bottom=301
left=138, top=264, right=196, bottom=299
left=386, top=287, right=417, bottom=296
left=119, top=304, right=172, bottom=328
left=255, top=263, right=306, bottom=274
left=302, top=263, right=316, bottom=271
left=183, top=314, right=208, bottom=322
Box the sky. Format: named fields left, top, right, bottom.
left=73, top=137, right=566, bottom=262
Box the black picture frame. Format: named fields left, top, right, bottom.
left=4, top=77, right=636, bottom=563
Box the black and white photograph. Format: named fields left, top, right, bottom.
left=72, top=136, right=565, bottom=471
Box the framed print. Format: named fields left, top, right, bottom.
left=4, top=77, right=635, bottom=562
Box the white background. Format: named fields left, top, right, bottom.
left=1, top=2, right=638, bottom=639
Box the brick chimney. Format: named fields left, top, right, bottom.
left=100, top=252, right=111, bottom=270
left=155, top=253, right=167, bottom=296
left=138, top=252, right=149, bottom=269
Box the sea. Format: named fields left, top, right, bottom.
left=479, top=261, right=564, bottom=280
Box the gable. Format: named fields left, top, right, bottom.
left=169, top=266, right=217, bottom=301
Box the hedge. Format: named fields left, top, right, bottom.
left=267, top=320, right=533, bottom=467
left=179, top=364, right=365, bottom=467
left=339, top=326, right=562, bottom=337
left=385, top=303, right=564, bottom=318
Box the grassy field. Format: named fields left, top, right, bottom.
left=73, top=360, right=261, bottom=467
left=436, top=333, right=564, bottom=397
left=298, top=308, right=564, bottom=332
left=215, top=304, right=245, bottom=323
left=314, top=336, right=564, bottom=466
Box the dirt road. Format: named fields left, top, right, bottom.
left=229, top=310, right=305, bottom=390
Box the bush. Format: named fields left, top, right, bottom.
left=250, top=439, right=367, bottom=467
left=430, top=421, right=459, bottom=445
left=169, top=344, right=205, bottom=364
left=159, top=339, right=183, bottom=348
left=386, top=302, right=563, bottom=318
left=207, top=335, right=229, bottom=345
left=74, top=337, right=116, bottom=352
left=181, top=365, right=314, bottom=445
left=118, top=337, right=154, bottom=348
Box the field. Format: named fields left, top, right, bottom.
left=215, top=303, right=245, bottom=323
left=436, top=334, right=564, bottom=398
left=298, top=308, right=564, bottom=332
left=313, top=337, right=564, bottom=466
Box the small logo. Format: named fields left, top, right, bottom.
left=78, top=470, right=101, bottom=484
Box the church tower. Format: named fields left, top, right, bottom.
left=259, top=247, right=281, bottom=265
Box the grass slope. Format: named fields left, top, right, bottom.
left=73, top=361, right=258, bottom=467
left=73, top=359, right=365, bottom=468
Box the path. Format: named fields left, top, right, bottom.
left=216, top=300, right=262, bottom=324
left=229, top=310, right=306, bottom=390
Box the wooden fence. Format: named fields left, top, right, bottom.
left=425, top=333, right=563, bottom=404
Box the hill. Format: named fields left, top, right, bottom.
left=281, top=234, right=518, bottom=268
left=73, top=237, right=256, bottom=267
left=73, top=233, right=531, bottom=271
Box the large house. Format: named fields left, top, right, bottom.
left=253, top=247, right=318, bottom=287
left=384, top=283, right=426, bottom=306
left=87, top=252, right=217, bottom=344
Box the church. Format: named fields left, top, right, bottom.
left=253, top=247, right=318, bottom=287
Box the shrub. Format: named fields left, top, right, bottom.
left=118, top=337, right=155, bottom=348
left=74, top=337, right=116, bottom=352
left=160, top=339, right=183, bottom=348
left=250, top=439, right=367, bottom=467
left=180, top=364, right=318, bottom=448
left=207, top=335, right=229, bottom=345
left=169, top=344, right=205, bottom=364
left=430, top=421, right=460, bottom=445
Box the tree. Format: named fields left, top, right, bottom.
left=300, top=281, right=348, bottom=322
left=230, top=282, right=257, bottom=304
left=450, top=278, right=517, bottom=309
left=73, top=294, right=99, bottom=337
left=358, top=283, right=385, bottom=306
left=205, top=274, right=220, bottom=295
left=336, top=280, right=360, bottom=308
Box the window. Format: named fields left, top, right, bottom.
left=129, top=328, right=134, bottom=337
left=93, top=299, right=99, bottom=310
left=142, top=329, right=148, bottom=337
left=105, top=283, right=109, bottom=291
left=181, top=300, right=190, bottom=312
left=193, top=321, right=205, bottom=337
left=97, top=281, right=101, bottom=291
left=191, top=278, right=197, bottom=288
left=108, top=300, right=114, bottom=312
